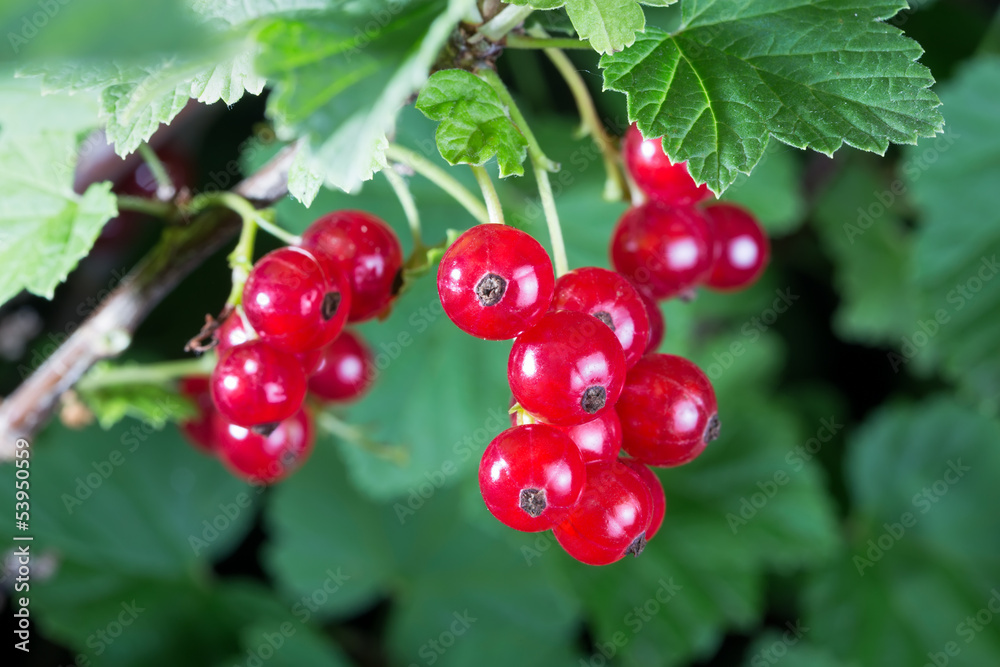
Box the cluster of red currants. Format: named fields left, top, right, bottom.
left=178, top=211, right=400, bottom=484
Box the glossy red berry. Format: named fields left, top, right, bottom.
left=563, top=410, right=623, bottom=465
left=214, top=409, right=314, bottom=484
left=622, top=123, right=711, bottom=205
left=437, top=225, right=555, bottom=340
left=178, top=376, right=216, bottom=452
left=553, top=460, right=653, bottom=565
left=301, top=210, right=403, bottom=322
left=243, top=246, right=350, bottom=354
left=508, top=310, right=627, bottom=426
left=551, top=267, right=650, bottom=369
left=610, top=201, right=715, bottom=300
left=309, top=330, right=375, bottom=402
left=620, top=458, right=666, bottom=539
left=633, top=286, right=665, bottom=353
left=216, top=311, right=319, bottom=375
left=479, top=424, right=586, bottom=532
left=211, top=340, right=307, bottom=428
left=703, top=203, right=770, bottom=291
left=617, top=354, right=719, bottom=467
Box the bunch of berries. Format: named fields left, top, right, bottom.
left=178, top=210, right=399, bottom=484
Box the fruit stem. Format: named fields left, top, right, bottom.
left=115, top=195, right=178, bottom=220
left=382, top=166, right=426, bottom=250
left=540, top=38, right=628, bottom=201
left=76, top=356, right=215, bottom=393
left=225, top=210, right=258, bottom=307
left=188, top=191, right=301, bottom=247
left=386, top=144, right=490, bottom=225
left=316, top=411, right=410, bottom=466
left=471, top=165, right=506, bottom=225
left=137, top=142, right=176, bottom=200
left=505, top=35, right=591, bottom=49
left=477, top=4, right=533, bottom=41
left=479, top=69, right=569, bottom=276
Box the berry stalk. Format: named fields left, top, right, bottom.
left=137, top=142, right=177, bottom=200
left=385, top=143, right=490, bottom=225
left=76, top=356, right=215, bottom=393
left=382, top=167, right=426, bottom=250
left=471, top=165, right=506, bottom=225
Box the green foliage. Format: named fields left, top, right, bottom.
left=507, top=0, right=677, bottom=54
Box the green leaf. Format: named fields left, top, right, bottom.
left=743, top=635, right=851, bottom=667
left=600, top=2, right=943, bottom=194
left=0, top=74, right=115, bottom=308
left=416, top=69, right=528, bottom=177
left=258, top=0, right=476, bottom=195
left=804, top=399, right=1000, bottom=666
left=76, top=363, right=198, bottom=430
left=509, top=0, right=676, bottom=54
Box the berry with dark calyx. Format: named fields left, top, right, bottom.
left=214, top=409, right=314, bottom=484
left=211, top=340, right=307, bottom=428
left=478, top=424, right=586, bottom=532
left=617, top=354, right=719, bottom=467
left=508, top=310, right=626, bottom=426
left=178, top=376, right=216, bottom=452
left=551, top=267, right=651, bottom=369
left=309, top=330, right=375, bottom=402
left=243, top=246, right=350, bottom=354
left=301, top=210, right=403, bottom=322
left=633, top=286, right=665, bottom=353
left=610, top=201, right=715, bottom=300
left=563, top=411, right=623, bottom=465
left=703, top=203, right=770, bottom=291
left=622, top=123, right=711, bottom=205
left=438, top=224, right=555, bottom=340
left=216, top=311, right=320, bottom=375
left=620, top=458, right=666, bottom=539
left=553, top=460, right=653, bottom=566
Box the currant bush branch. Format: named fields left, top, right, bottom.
left=476, top=4, right=534, bottom=42
left=505, top=35, right=591, bottom=50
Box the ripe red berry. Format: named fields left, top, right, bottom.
left=215, top=312, right=319, bottom=375
left=479, top=424, right=586, bottom=532
left=210, top=340, right=307, bottom=428
left=633, top=286, right=665, bottom=353
left=214, top=409, right=314, bottom=484
left=619, top=458, right=666, bottom=539
left=437, top=225, right=555, bottom=340
left=553, top=460, right=653, bottom=566
left=551, top=267, right=650, bottom=369
left=301, top=210, right=403, bottom=322
left=622, top=123, right=711, bottom=205
left=178, top=376, right=216, bottom=452
left=563, top=411, right=622, bottom=465
left=243, top=246, right=350, bottom=354
left=611, top=201, right=715, bottom=300
left=616, top=354, right=719, bottom=467
left=508, top=310, right=627, bottom=427
left=309, top=330, right=375, bottom=402
left=703, top=203, right=770, bottom=291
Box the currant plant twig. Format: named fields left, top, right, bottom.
left=383, top=167, right=426, bottom=250
left=471, top=165, right=506, bottom=225
left=385, top=144, right=490, bottom=224
left=137, top=142, right=177, bottom=200
left=479, top=69, right=570, bottom=277
left=506, top=35, right=591, bottom=50
left=225, top=208, right=258, bottom=308
left=317, top=411, right=410, bottom=466
left=115, top=195, right=178, bottom=220
left=187, top=191, right=301, bottom=246
left=476, top=4, right=534, bottom=42
left=76, top=356, right=215, bottom=393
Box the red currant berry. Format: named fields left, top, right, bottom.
left=479, top=424, right=586, bottom=532
left=213, top=409, right=314, bottom=484
left=617, top=354, right=719, bottom=467
left=703, top=203, right=770, bottom=291
left=553, top=460, right=653, bottom=565
left=301, top=210, right=403, bottom=322
left=551, top=267, right=650, bottom=368
left=211, top=340, right=307, bottom=428
left=243, top=246, right=350, bottom=354
left=563, top=410, right=623, bottom=465
left=633, top=286, right=665, bottom=353
left=610, top=201, right=714, bottom=300
left=619, top=458, right=666, bottom=539
left=622, top=123, right=711, bottom=205
left=508, top=310, right=627, bottom=427
left=437, top=225, right=555, bottom=340
left=216, top=312, right=319, bottom=375
left=309, top=330, right=375, bottom=402
left=178, top=376, right=216, bottom=452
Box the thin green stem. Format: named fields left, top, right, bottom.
left=77, top=356, right=214, bottom=392
left=479, top=69, right=569, bottom=276
left=116, top=194, right=178, bottom=220
left=383, top=167, right=425, bottom=249
left=137, top=142, right=176, bottom=200
left=477, top=4, right=534, bottom=41
left=471, top=165, right=505, bottom=225
left=317, top=411, right=410, bottom=466
left=542, top=43, right=628, bottom=201
left=187, top=191, right=301, bottom=246
left=386, top=144, right=490, bottom=225
left=225, top=213, right=258, bottom=307
left=506, top=35, right=591, bottom=50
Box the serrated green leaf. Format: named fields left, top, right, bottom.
left=509, top=0, right=676, bottom=54
left=77, top=363, right=198, bottom=430
left=804, top=399, right=1000, bottom=666
left=416, top=69, right=528, bottom=177
left=601, top=2, right=943, bottom=194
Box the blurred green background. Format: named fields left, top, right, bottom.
left=3, top=1, right=1000, bottom=666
